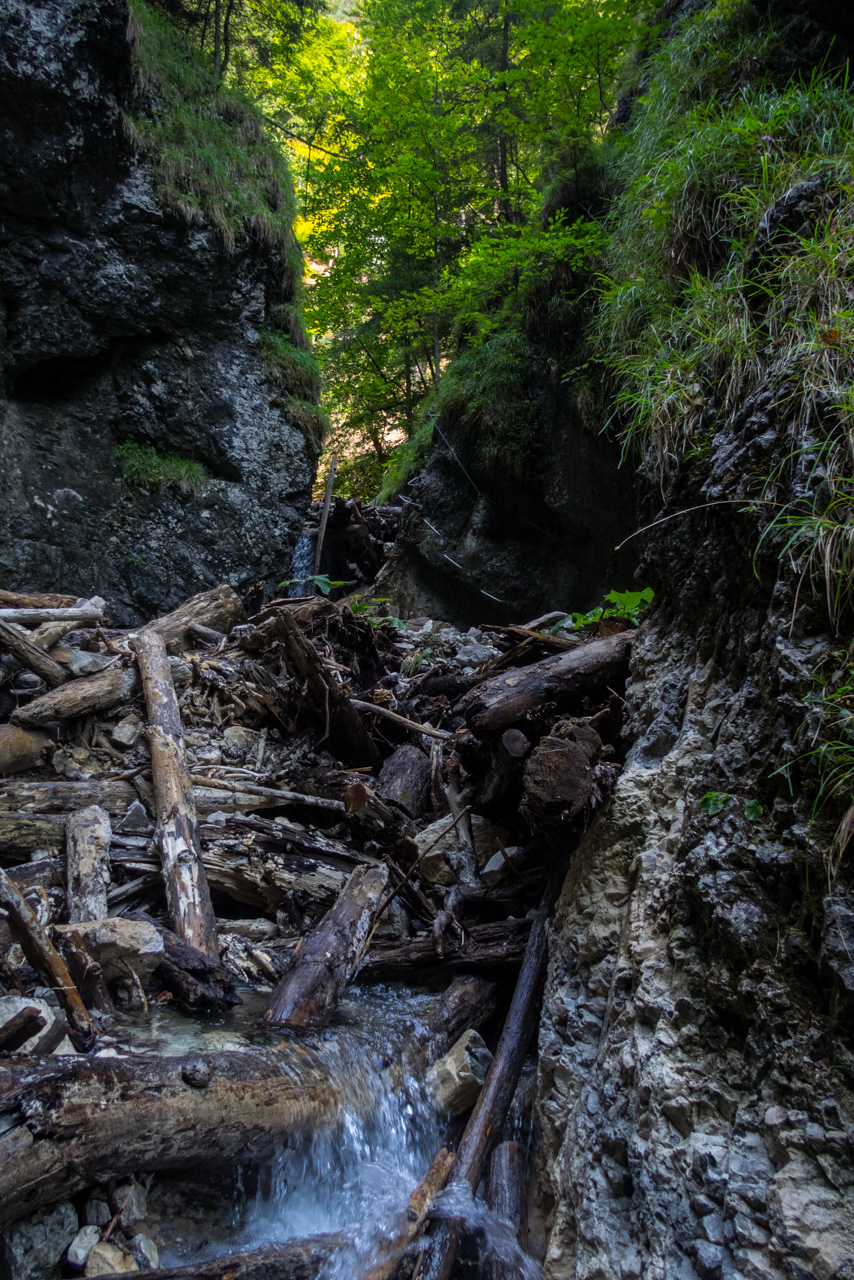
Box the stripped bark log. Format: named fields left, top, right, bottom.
left=66, top=806, right=112, bottom=923
left=263, top=863, right=390, bottom=1027
left=0, top=813, right=65, bottom=857
left=11, top=665, right=139, bottom=727
left=0, top=617, right=68, bottom=688
left=276, top=610, right=381, bottom=768
left=0, top=591, right=77, bottom=610
left=455, top=631, right=635, bottom=734
left=0, top=778, right=136, bottom=815
left=132, top=631, right=217, bottom=958
left=0, top=1006, right=47, bottom=1053
left=0, top=606, right=103, bottom=626
left=418, top=890, right=552, bottom=1280
left=0, top=1048, right=343, bottom=1228
left=364, top=1147, right=455, bottom=1280
left=0, top=867, right=94, bottom=1050
left=141, top=584, right=246, bottom=654
left=0, top=725, right=52, bottom=777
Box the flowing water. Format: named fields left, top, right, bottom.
left=128, top=984, right=540, bottom=1278
left=288, top=531, right=317, bottom=595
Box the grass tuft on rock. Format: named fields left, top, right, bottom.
left=115, top=442, right=209, bottom=494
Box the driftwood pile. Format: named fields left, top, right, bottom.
left=0, top=581, right=634, bottom=1278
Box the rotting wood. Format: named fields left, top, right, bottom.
left=377, top=744, right=432, bottom=817
left=0, top=778, right=137, bottom=815
left=418, top=889, right=553, bottom=1280
left=11, top=665, right=139, bottom=728
left=521, top=718, right=603, bottom=829
left=132, top=630, right=218, bottom=958
left=263, top=863, right=390, bottom=1027
left=128, top=912, right=240, bottom=1012
left=0, top=617, right=68, bottom=688
left=141, top=583, right=246, bottom=654
left=66, top=805, right=112, bottom=923
left=362, top=918, right=531, bottom=979
left=0, top=606, right=104, bottom=626
left=0, top=591, right=77, bottom=610
left=0, top=1048, right=345, bottom=1228
left=55, top=930, right=114, bottom=1016
left=0, top=866, right=94, bottom=1050
left=189, top=773, right=346, bottom=813
left=314, top=454, right=338, bottom=576
left=0, top=812, right=65, bottom=857
left=455, top=631, right=635, bottom=734
left=0, top=724, right=52, bottom=777
left=476, top=728, right=531, bottom=810
left=276, top=608, right=381, bottom=768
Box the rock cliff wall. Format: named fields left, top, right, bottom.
left=0, top=0, right=315, bottom=624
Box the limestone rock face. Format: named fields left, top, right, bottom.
left=0, top=1200, right=78, bottom=1280
left=0, top=0, right=314, bottom=623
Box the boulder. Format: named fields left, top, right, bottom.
left=85, top=1242, right=139, bottom=1276
left=67, top=1225, right=102, bottom=1270
left=0, top=1200, right=78, bottom=1280
left=427, top=1028, right=493, bottom=1116
left=53, top=919, right=164, bottom=988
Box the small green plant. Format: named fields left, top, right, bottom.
left=115, top=442, right=208, bottom=494
left=550, top=587, right=654, bottom=633
left=347, top=594, right=405, bottom=628
left=744, top=799, right=764, bottom=821
left=700, top=791, right=730, bottom=815
left=278, top=574, right=347, bottom=596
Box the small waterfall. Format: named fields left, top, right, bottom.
left=287, top=531, right=316, bottom=596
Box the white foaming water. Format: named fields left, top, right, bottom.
left=288, top=531, right=316, bottom=596
left=428, top=1182, right=542, bottom=1280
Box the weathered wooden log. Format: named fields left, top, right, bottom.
left=455, top=631, right=634, bottom=734
left=0, top=606, right=103, bottom=626
left=0, top=867, right=94, bottom=1049
left=0, top=724, right=52, bottom=777
left=276, top=609, right=381, bottom=768
left=377, top=744, right=432, bottom=817
left=85, top=1239, right=345, bottom=1280
left=362, top=918, right=531, bottom=979
left=521, top=718, right=603, bottom=829
left=0, top=813, right=65, bottom=858
left=0, top=1048, right=344, bottom=1228
left=263, top=863, right=390, bottom=1027
left=190, top=774, right=346, bottom=814
left=187, top=621, right=226, bottom=647
left=344, top=780, right=415, bottom=843
left=0, top=1005, right=47, bottom=1053
left=0, top=617, right=68, bottom=687
left=11, top=664, right=139, bottom=727
left=476, top=729, right=531, bottom=810
left=426, top=975, right=500, bottom=1049
left=365, top=1147, right=455, bottom=1280
left=0, top=591, right=77, bottom=609
left=132, top=630, right=217, bottom=958
left=418, top=891, right=552, bottom=1280
left=66, top=805, right=112, bottom=923
left=0, top=778, right=137, bottom=815
left=54, top=929, right=114, bottom=1016
left=26, top=619, right=80, bottom=650
left=141, top=583, right=246, bottom=653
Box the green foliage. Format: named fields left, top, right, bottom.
left=115, top=441, right=208, bottom=493
left=260, top=331, right=322, bottom=401
left=437, top=332, right=537, bottom=478
left=550, top=586, right=654, bottom=633
left=700, top=791, right=730, bottom=815
left=792, top=649, right=854, bottom=885
left=347, top=594, right=406, bottom=628
left=278, top=574, right=346, bottom=595
left=744, top=799, right=764, bottom=821
left=376, top=418, right=435, bottom=502
left=127, top=0, right=299, bottom=252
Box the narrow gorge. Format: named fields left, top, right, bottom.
left=1, top=0, right=854, bottom=1278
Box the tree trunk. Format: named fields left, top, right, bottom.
left=484, top=1140, right=528, bottom=1277
left=455, top=632, right=634, bottom=734
left=141, top=584, right=245, bottom=654
left=263, top=864, right=389, bottom=1028
left=361, top=918, right=531, bottom=979
left=132, top=631, right=217, bottom=958
left=66, top=806, right=112, bottom=923
left=0, top=1048, right=344, bottom=1228
left=0, top=606, right=103, bottom=626
left=11, top=665, right=139, bottom=728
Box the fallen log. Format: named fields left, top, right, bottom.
left=0, top=1048, right=343, bottom=1228
left=361, top=918, right=531, bottom=979
left=418, top=889, right=552, bottom=1280
left=0, top=725, right=52, bottom=777
left=455, top=631, right=635, bottom=734
left=377, top=744, right=432, bottom=817
left=476, top=729, right=531, bottom=811
left=0, top=606, right=103, bottom=626
left=11, top=664, right=139, bottom=728
left=141, top=583, right=246, bottom=653
left=263, top=863, right=390, bottom=1027
left=66, top=805, right=112, bottom=923
left=190, top=774, right=346, bottom=814
left=0, top=617, right=68, bottom=688
left=277, top=609, right=381, bottom=768
left=132, top=631, right=217, bottom=958
left=0, top=591, right=77, bottom=609
left=0, top=778, right=137, bottom=815
left=128, top=913, right=240, bottom=1012
left=0, top=866, right=94, bottom=1050
left=426, top=975, right=500, bottom=1050
left=84, top=1239, right=346, bottom=1280
left=521, top=718, right=604, bottom=829
left=350, top=698, right=454, bottom=742
left=54, top=929, right=114, bottom=1016
left=484, top=1140, right=528, bottom=1278
left=0, top=812, right=65, bottom=857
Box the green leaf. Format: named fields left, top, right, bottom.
left=744, top=799, right=763, bottom=822
left=699, top=791, right=729, bottom=815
